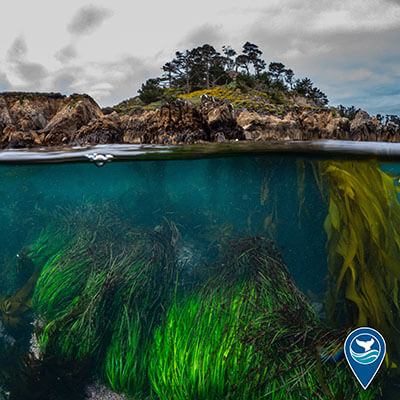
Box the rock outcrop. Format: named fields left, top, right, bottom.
left=237, top=111, right=302, bottom=140
left=237, top=108, right=399, bottom=142
left=122, top=97, right=244, bottom=144
left=73, top=111, right=123, bottom=145
left=40, top=95, right=103, bottom=145
left=0, top=92, right=103, bottom=147
left=0, top=91, right=399, bottom=148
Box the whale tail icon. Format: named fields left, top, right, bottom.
left=356, top=338, right=375, bottom=352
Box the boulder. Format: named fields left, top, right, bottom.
left=0, top=93, right=66, bottom=134
left=199, top=96, right=244, bottom=141
left=122, top=99, right=206, bottom=144
left=8, top=99, right=58, bottom=131
left=298, top=110, right=350, bottom=140
left=122, top=97, right=244, bottom=144
left=237, top=109, right=350, bottom=141
left=40, top=95, right=103, bottom=145
left=121, top=111, right=154, bottom=144
left=350, top=110, right=380, bottom=141
left=237, top=111, right=302, bottom=140
left=1, top=125, right=42, bottom=148
left=380, top=122, right=399, bottom=142
left=73, top=112, right=123, bottom=145
left=0, top=91, right=399, bottom=146
left=0, top=97, right=13, bottom=133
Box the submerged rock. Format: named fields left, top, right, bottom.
left=85, top=384, right=126, bottom=400
left=0, top=320, right=15, bottom=348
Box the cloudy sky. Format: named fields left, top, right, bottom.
left=1, top=0, right=400, bottom=115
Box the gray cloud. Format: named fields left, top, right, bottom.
left=7, top=36, right=27, bottom=62
left=55, top=44, right=78, bottom=63
left=6, top=36, right=48, bottom=87
left=47, top=56, right=159, bottom=106
left=1, top=0, right=400, bottom=115
left=91, top=56, right=160, bottom=106
left=16, top=62, right=48, bottom=83
left=52, top=71, right=78, bottom=92
left=180, top=23, right=223, bottom=48
left=241, top=1, right=400, bottom=115
left=67, top=5, right=113, bottom=35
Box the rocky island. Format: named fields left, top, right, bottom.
left=0, top=42, right=398, bottom=148
left=0, top=90, right=397, bottom=149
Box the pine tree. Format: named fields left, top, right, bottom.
left=243, top=42, right=266, bottom=75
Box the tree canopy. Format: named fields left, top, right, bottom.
left=139, top=41, right=329, bottom=107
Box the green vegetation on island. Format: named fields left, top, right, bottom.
left=112, top=42, right=329, bottom=115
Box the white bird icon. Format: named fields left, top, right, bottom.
left=356, top=338, right=375, bottom=352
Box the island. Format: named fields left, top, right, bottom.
left=0, top=42, right=398, bottom=148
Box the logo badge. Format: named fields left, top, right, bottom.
left=344, top=327, right=386, bottom=389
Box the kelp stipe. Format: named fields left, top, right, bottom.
left=318, top=160, right=400, bottom=367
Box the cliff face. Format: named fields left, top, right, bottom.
left=0, top=92, right=398, bottom=148
left=0, top=93, right=104, bottom=148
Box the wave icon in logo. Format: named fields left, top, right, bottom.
left=344, top=327, right=386, bottom=389
left=349, top=334, right=381, bottom=365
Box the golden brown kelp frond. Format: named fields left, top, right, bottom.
left=319, top=160, right=400, bottom=365
left=296, top=159, right=306, bottom=224
left=0, top=251, right=41, bottom=329
left=260, top=172, right=270, bottom=206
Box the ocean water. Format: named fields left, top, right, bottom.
left=0, top=142, right=398, bottom=399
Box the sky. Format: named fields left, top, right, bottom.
left=1, top=0, right=400, bottom=115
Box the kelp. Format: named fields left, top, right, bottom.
left=0, top=262, right=40, bottom=329
left=319, top=160, right=400, bottom=366
left=296, top=159, right=306, bottom=225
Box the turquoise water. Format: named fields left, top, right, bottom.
left=0, top=156, right=326, bottom=297
left=0, top=145, right=398, bottom=399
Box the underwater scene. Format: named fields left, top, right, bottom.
left=0, top=149, right=400, bottom=399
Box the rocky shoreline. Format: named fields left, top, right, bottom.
left=0, top=91, right=398, bottom=149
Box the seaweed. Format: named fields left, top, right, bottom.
left=29, top=206, right=180, bottom=397
left=148, top=237, right=378, bottom=399
left=319, top=161, right=400, bottom=367
left=149, top=283, right=263, bottom=400
left=0, top=256, right=40, bottom=329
